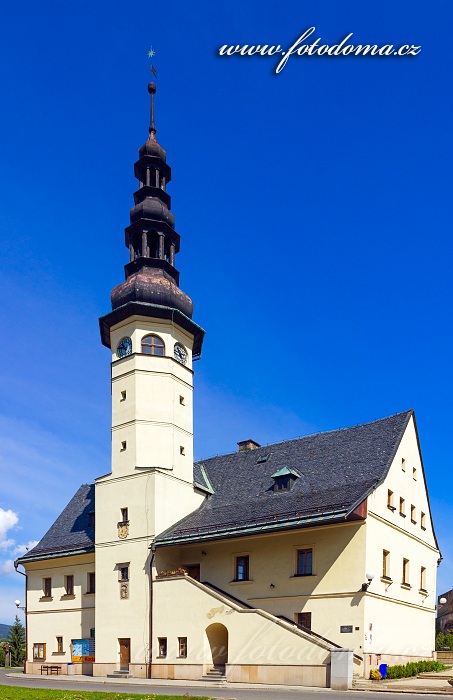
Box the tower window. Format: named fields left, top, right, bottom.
left=179, top=395, right=185, bottom=405
left=121, top=507, right=129, bottom=523
left=121, top=441, right=127, bottom=451
left=141, top=334, right=165, bottom=356
left=421, top=511, right=426, bottom=530
left=120, top=391, right=127, bottom=401
left=399, top=497, right=405, bottom=516
left=402, top=558, right=410, bottom=586
left=401, top=458, right=406, bottom=471
left=180, top=446, right=185, bottom=455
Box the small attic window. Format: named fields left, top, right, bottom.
left=257, top=454, right=269, bottom=464
left=271, top=467, right=299, bottom=492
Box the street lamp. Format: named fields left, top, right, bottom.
left=14, top=600, right=25, bottom=611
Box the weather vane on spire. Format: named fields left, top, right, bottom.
left=148, top=47, right=158, bottom=78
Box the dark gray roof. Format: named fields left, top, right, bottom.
left=16, top=484, right=95, bottom=564
left=156, top=410, right=413, bottom=546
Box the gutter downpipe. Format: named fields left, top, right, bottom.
left=14, top=561, right=27, bottom=673
left=148, top=544, right=156, bottom=680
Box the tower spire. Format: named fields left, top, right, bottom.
left=99, top=75, right=205, bottom=360
left=148, top=81, right=156, bottom=138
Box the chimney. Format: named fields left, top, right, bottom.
left=237, top=439, right=261, bottom=452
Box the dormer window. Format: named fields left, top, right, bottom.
left=271, top=467, right=300, bottom=492
left=257, top=454, right=269, bottom=464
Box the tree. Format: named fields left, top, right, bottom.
left=7, top=616, right=25, bottom=667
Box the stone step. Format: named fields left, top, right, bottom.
left=106, top=671, right=133, bottom=678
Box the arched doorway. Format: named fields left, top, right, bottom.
left=205, top=623, right=228, bottom=666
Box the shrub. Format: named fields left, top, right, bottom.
left=384, top=660, right=447, bottom=680
left=370, top=669, right=382, bottom=680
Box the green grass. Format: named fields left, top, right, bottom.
left=0, top=688, right=215, bottom=700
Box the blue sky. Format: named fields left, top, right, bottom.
left=0, top=0, right=452, bottom=623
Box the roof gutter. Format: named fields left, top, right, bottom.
left=15, top=546, right=95, bottom=565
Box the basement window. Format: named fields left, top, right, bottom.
left=158, top=637, right=167, bottom=658
left=178, top=637, right=187, bottom=658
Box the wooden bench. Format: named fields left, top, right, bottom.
left=40, top=665, right=62, bottom=675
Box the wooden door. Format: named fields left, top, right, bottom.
left=186, top=564, right=200, bottom=581
left=119, top=638, right=130, bottom=669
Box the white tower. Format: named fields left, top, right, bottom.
left=93, top=80, right=205, bottom=677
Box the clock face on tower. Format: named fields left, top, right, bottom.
left=174, top=343, right=187, bottom=365
left=117, top=337, right=132, bottom=359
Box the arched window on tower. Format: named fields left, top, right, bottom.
left=141, top=334, right=165, bottom=356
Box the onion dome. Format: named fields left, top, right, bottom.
left=111, top=266, right=193, bottom=318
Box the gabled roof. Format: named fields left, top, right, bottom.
left=16, top=484, right=95, bottom=564
left=155, top=410, right=413, bottom=546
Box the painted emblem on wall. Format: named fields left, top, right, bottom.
left=118, top=523, right=129, bottom=539
left=120, top=583, right=129, bottom=599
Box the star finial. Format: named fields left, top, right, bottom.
left=148, top=47, right=156, bottom=58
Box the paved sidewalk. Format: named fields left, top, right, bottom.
left=5, top=672, right=330, bottom=693
left=5, top=671, right=453, bottom=694
left=353, top=675, right=453, bottom=694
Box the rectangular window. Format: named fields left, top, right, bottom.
left=421, top=511, right=426, bottom=530
left=382, top=550, right=390, bottom=578
left=413, top=467, right=417, bottom=480
left=401, top=458, right=406, bottom=471
left=158, top=637, right=167, bottom=657
left=178, top=637, right=187, bottom=657
left=43, top=578, right=52, bottom=598
left=65, top=575, right=74, bottom=596
left=33, top=643, right=46, bottom=660
left=121, top=507, right=128, bottom=523
left=402, top=558, right=410, bottom=585
left=87, top=572, right=96, bottom=594
left=179, top=395, right=185, bottom=405
left=387, top=490, right=395, bottom=510
left=56, top=636, right=63, bottom=653
left=297, top=612, right=312, bottom=630
left=297, top=548, right=313, bottom=576
left=399, top=497, right=405, bottom=516
left=119, top=565, right=129, bottom=581
left=120, top=390, right=126, bottom=401
left=121, top=441, right=127, bottom=451
left=235, top=555, right=249, bottom=581
left=420, top=566, right=427, bottom=591
left=411, top=504, right=416, bottom=523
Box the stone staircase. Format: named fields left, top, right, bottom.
left=106, top=669, right=133, bottom=679
left=200, top=664, right=226, bottom=683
